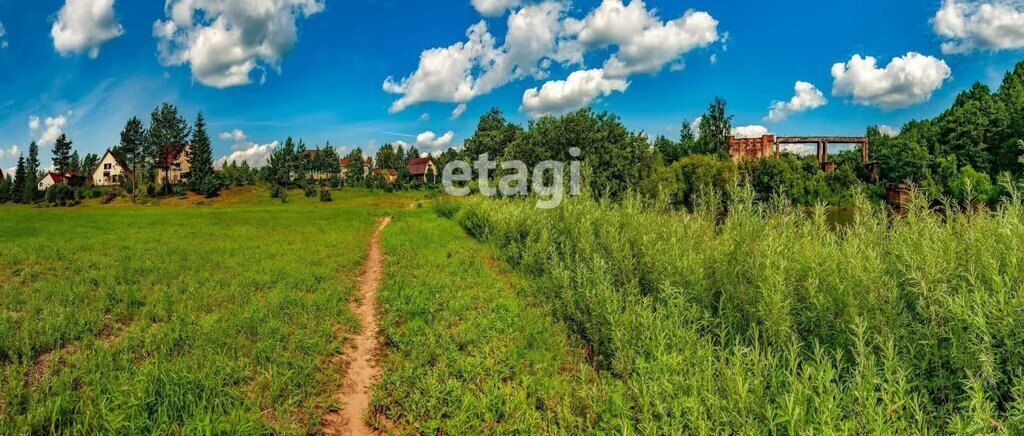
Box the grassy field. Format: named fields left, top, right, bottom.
left=0, top=187, right=418, bottom=434
left=5, top=184, right=1023, bottom=433
left=442, top=189, right=1024, bottom=433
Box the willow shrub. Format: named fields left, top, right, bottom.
left=448, top=186, right=1024, bottom=433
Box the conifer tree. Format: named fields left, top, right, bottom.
left=118, top=117, right=147, bottom=202
left=0, top=174, right=10, bottom=203
left=23, top=142, right=40, bottom=203
left=69, top=151, right=81, bottom=173
left=12, top=155, right=25, bottom=203
left=52, top=134, right=73, bottom=173
left=189, top=112, right=218, bottom=197
left=146, top=103, right=191, bottom=193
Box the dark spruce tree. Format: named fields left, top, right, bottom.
left=189, top=112, right=219, bottom=197
left=69, top=151, right=81, bottom=174
left=52, top=134, right=74, bottom=173
left=23, top=142, right=40, bottom=203
left=12, top=155, right=26, bottom=203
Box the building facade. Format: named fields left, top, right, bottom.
left=92, top=150, right=133, bottom=187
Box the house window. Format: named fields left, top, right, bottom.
left=104, top=163, right=112, bottom=170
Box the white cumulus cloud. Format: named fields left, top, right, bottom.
left=51, top=0, right=124, bottom=58
left=29, top=115, right=68, bottom=147
left=0, top=145, right=19, bottom=159
left=384, top=2, right=578, bottom=114
left=765, top=81, right=827, bottom=122
left=216, top=140, right=279, bottom=168
left=386, top=0, right=718, bottom=115
left=731, top=125, right=771, bottom=139
left=415, top=131, right=456, bottom=149
left=831, top=52, right=952, bottom=110
left=574, top=0, right=720, bottom=78
left=219, top=129, right=247, bottom=142
left=878, top=125, right=902, bottom=137
left=154, top=0, right=324, bottom=88
left=934, top=0, right=1024, bottom=54
left=471, top=0, right=521, bottom=16
left=521, top=68, right=629, bottom=116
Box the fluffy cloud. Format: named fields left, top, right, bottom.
left=831, top=53, right=952, bottom=110
left=415, top=131, right=456, bottom=149
left=29, top=115, right=68, bottom=147
left=216, top=141, right=279, bottom=168
left=521, top=68, right=629, bottom=115
left=0, top=145, right=19, bottom=159
left=219, top=129, right=247, bottom=142
left=934, top=0, right=1024, bottom=54
left=0, top=22, right=8, bottom=49
left=877, top=125, right=901, bottom=137
left=574, top=0, right=720, bottom=78
left=765, top=81, right=827, bottom=122
left=471, top=0, right=521, bottom=16
left=386, top=0, right=718, bottom=115
left=384, top=2, right=578, bottom=114
left=154, top=0, right=324, bottom=88
left=731, top=125, right=771, bottom=139
left=51, top=0, right=124, bottom=58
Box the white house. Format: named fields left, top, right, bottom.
left=92, top=150, right=133, bottom=187
left=38, top=172, right=66, bottom=191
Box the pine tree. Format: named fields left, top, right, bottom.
left=69, top=151, right=82, bottom=174
left=0, top=174, right=10, bottom=203
left=189, top=112, right=218, bottom=197
left=52, top=134, right=74, bottom=173
left=12, top=155, right=26, bottom=203
left=23, top=142, right=40, bottom=203
left=146, top=103, right=191, bottom=194
left=81, top=153, right=100, bottom=177
left=118, top=117, right=147, bottom=202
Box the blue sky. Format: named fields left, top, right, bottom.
left=1, top=0, right=1023, bottom=173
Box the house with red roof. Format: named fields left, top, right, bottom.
left=37, top=171, right=84, bottom=191
left=406, top=157, right=437, bottom=183
left=372, top=168, right=398, bottom=183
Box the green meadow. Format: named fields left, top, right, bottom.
left=0, top=188, right=414, bottom=434
left=3, top=186, right=1024, bottom=434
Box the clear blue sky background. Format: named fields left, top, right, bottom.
left=0, top=0, right=1021, bottom=173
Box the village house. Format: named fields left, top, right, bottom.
left=302, top=149, right=347, bottom=181
left=340, top=157, right=372, bottom=179
left=92, top=150, right=133, bottom=187
left=37, top=173, right=62, bottom=191
left=406, top=157, right=437, bottom=183
left=372, top=168, right=398, bottom=183
left=155, top=145, right=191, bottom=187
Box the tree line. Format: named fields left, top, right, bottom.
left=447, top=61, right=1024, bottom=209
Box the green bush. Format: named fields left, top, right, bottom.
left=318, top=188, right=332, bottom=202
left=433, top=197, right=462, bottom=218
left=43, top=184, right=76, bottom=207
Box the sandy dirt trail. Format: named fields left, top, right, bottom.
left=323, top=216, right=392, bottom=435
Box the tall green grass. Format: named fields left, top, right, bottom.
left=374, top=208, right=639, bottom=433
left=447, top=188, right=1024, bottom=433
left=0, top=189, right=416, bottom=433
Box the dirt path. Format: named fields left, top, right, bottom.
left=323, top=216, right=392, bottom=435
